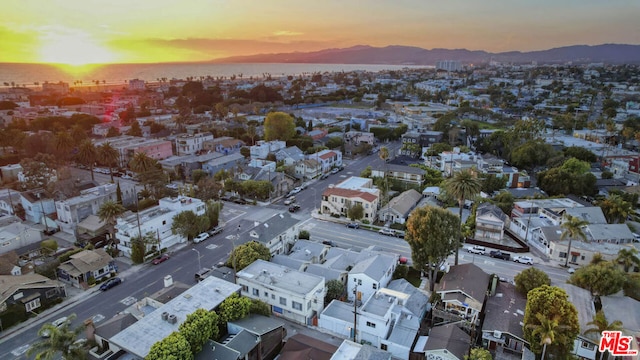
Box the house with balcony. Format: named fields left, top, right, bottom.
left=115, top=196, right=205, bottom=258
left=436, top=263, right=490, bottom=325
left=371, top=164, right=426, bottom=186
left=57, top=249, right=116, bottom=289
left=55, top=183, right=117, bottom=236
left=311, top=149, right=343, bottom=173
left=378, top=189, right=422, bottom=224
left=321, top=177, right=380, bottom=221
left=240, top=212, right=301, bottom=256
left=250, top=140, right=287, bottom=159
left=175, top=132, right=214, bottom=155
left=347, top=252, right=398, bottom=303
left=237, top=259, right=325, bottom=326
left=474, top=203, right=509, bottom=241
left=294, top=159, right=321, bottom=180
left=482, top=281, right=529, bottom=357
left=0, top=274, right=66, bottom=319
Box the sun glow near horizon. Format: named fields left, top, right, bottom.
left=38, top=31, right=118, bottom=66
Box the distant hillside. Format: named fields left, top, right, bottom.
left=210, top=44, right=640, bottom=65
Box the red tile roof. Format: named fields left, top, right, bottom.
left=319, top=151, right=336, bottom=160
left=322, top=187, right=378, bottom=202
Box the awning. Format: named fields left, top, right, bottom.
left=20, top=292, right=40, bottom=304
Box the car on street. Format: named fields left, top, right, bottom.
left=320, top=173, right=329, bottom=180
left=288, top=204, right=301, bottom=212
left=41, top=316, right=69, bottom=337
left=209, top=226, right=224, bottom=236
left=489, top=250, right=511, bottom=261
left=346, top=222, right=360, bottom=229
left=398, top=256, right=408, bottom=264
left=99, top=277, right=122, bottom=291
left=378, top=228, right=396, bottom=236
left=567, top=267, right=576, bottom=274
left=322, top=240, right=335, bottom=247
left=284, top=196, right=296, bottom=205
left=513, top=256, right=534, bottom=265
left=193, top=232, right=209, bottom=243
left=152, top=254, right=170, bottom=265
left=467, top=246, right=486, bottom=255
left=331, top=168, right=339, bottom=174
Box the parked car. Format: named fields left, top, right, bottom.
left=209, top=226, right=224, bottom=236
left=331, top=168, right=339, bottom=174
left=300, top=183, right=308, bottom=190
left=193, top=232, right=209, bottom=243
left=567, top=267, right=576, bottom=274
left=291, top=187, right=302, bottom=194
left=322, top=240, right=335, bottom=247
left=346, top=222, right=360, bottom=229
left=513, top=256, right=534, bottom=265
left=489, top=250, right=511, bottom=261
left=467, top=246, right=486, bottom=255
left=284, top=196, right=296, bottom=205
left=166, top=183, right=179, bottom=190
left=398, top=256, right=408, bottom=265
left=288, top=204, right=301, bottom=212
left=152, top=254, right=170, bottom=265
left=378, top=228, right=396, bottom=236
left=99, top=277, right=122, bottom=291
left=41, top=316, right=69, bottom=337
left=320, top=173, right=329, bottom=180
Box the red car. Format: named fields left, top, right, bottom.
left=152, top=254, right=170, bottom=265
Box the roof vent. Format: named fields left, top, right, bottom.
left=168, top=314, right=177, bottom=324
left=161, top=312, right=169, bottom=321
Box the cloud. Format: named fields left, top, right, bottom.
left=272, top=30, right=303, bottom=37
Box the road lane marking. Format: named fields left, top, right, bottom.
left=120, top=296, right=137, bottom=306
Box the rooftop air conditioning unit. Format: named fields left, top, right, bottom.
left=161, top=312, right=169, bottom=321
left=168, top=314, right=177, bottom=324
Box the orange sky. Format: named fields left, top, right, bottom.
left=2, top=0, right=639, bottom=65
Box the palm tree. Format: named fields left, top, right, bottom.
left=54, top=132, right=74, bottom=164
left=585, top=310, right=623, bottom=360
left=590, top=252, right=607, bottom=265
left=444, top=169, right=481, bottom=265
left=76, top=140, right=97, bottom=181
left=527, top=313, right=562, bottom=360
left=599, top=194, right=632, bottom=224
left=129, top=151, right=156, bottom=174
left=97, top=142, right=120, bottom=182
left=560, top=214, right=588, bottom=267
left=616, top=248, right=640, bottom=272
left=28, top=313, right=87, bottom=360
left=98, top=200, right=126, bottom=250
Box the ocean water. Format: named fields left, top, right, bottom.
left=0, top=63, right=428, bottom=87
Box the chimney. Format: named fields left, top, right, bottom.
left=164, top=275, right=173, bottom=288
left=84, top=318, right=96, bottom=341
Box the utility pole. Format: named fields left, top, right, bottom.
left=352, top=283, right=359, bottom=343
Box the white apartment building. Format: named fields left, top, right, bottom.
left=347, top=253, right=397, bottom=303
left=56, top=184, right=117, bottom=236
left=321, top=177, right=380, bottom=220
left=310, top=149, right=343, bottom=173
left=115, top=196, right=205, bottom=257
left=175, top=132, right=214, bottom=156
left=236, top=259, right=326, bottom=326
left=250, top=140, right=287, bottom=159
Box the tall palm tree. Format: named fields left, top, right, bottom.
left=28, top=313, right=87, bottom=360
left=76, top=139, right=97, bottom=181
left=616, top=248, right=640, bottom=273
left=527, top=313, right=562, bottom=360
left=560, top=214, right=588, bottom=267
left=98, top=200, right=126, bottom=249
left=585, top=310, right=623, bottom=360
left=129, top=151, right=156, bottom=174
left=599, top=194, right=632, bottom=224
left=97, top=142, right=120, bottom=182
left=444, top=169, right=481, bottom=265
left=54, top=132, right=74, bottom=164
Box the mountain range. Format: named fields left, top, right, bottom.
left=210, top=44, right=640, bottom=65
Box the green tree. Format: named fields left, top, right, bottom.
left=492, top=191, right=514, bottom=215
left=106, top=126, right=119, bottom=137
left=465, top=347, right=492, bottom=360
left=76, top=139, right=97, bottom=181
left=191, top=169, right=207, bottom=184
left=480, top=174, right=507, bottom=194
left=624, top=273, right=640, bottom=301
left=598, top=194, right=632, bottom=224
left=178, top=308, right=220, bottom=354
left=145, top=331, right=193, bottom=360
left=444, top=169, right=481, bottom=265
left=347, top=203, right=364, bottom=221
left=569, top=262, right=627, bottom=296
left=228, top=241, right=271, bottom=271
left=127, top=121, right=143, bottom=137
left=585, top=310, right=623, bottom=360
left=171, top=211, right=209, bottom=242
left=218, top=293, right=252, bottom=324
left=97, top=142, right=120, bottom=182
left=562, top=146, right=597, bottom=163
left=250, top=299, right=271, bottom=317
left=19, top=154, right=56, bottom=190
left=405, top=206, right=460, bottom=291
left=29, top=313, right=87, bottom=360
left=616, top=248, right=640, bottom=272
left=561, top=157, right=591, bottom=175
left=129, top=151, right=157, bottom=174
left=360, top=166, right=372, bottom=178
left=527, top=313, right=562, bottom=360
left=523, top=285, right=579, bottom=358
left=240, top=146, right=250, bottom=158
left=326, top=279, right=346, bottom=303
left=263, top=112, right=296, bottom=141
left=298, top=230, right=310, bottom=240
left=560, top=214, right=588, bottom=267
left=204, top=201, right=222, bottom=228
left=514, top=267, right=551, bottom=297
left=54, top=131, right=74, bottom=164
left=510, top=140, right=555, bottom=171
left=97, top=200, right=126, bottom=248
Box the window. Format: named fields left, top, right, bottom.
left=308, top=300, right=311, bottom=309
left=581, top=341, right=595, bottom=350
left=280, top=297, right=287, bottom=306
left=242, top=285, right=248, bottom=292
left=372, top=283, right=377, bottom=289
left=45, top=289, right=58, bottom=298
left=25, top=297, right=41, bottom=312
left=366, top=321, right=376, bottom=328
left=292, top=301, right=302, bottom=311
left=253, top=288, right=259, bottom=296
left=381, top=344, right=388, bottom=351
left=264, top=292, right=268, bottom=297
left=162, top=220, right=166, bottom=225
left=559, top=252, right=567, bottom=259
left=272, top=294, right=275, bottom=300
left=358, top=279, right=362, bottom=286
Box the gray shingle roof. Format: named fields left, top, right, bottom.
left=387, top=278, right=429, bottom=318
left=380, top=189, right=422, bottom=217
left=482, top=282, right=527, bottom=340
left=424, top=324, right=469, bottom=359
left=438, top=263, right=490, bottom=303
left=600, top=295, right=640, bottom=332
left=244, top=212, right=300, bottom=245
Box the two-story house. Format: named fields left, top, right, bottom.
left=241, top=212, right=301, bottom=256
left=436, top=263, right=491, bottom=325
left=311, top=149, right=343, bottom=173
left=482, top=282, right=529, bottom=357
left=20, top=189, right=56, bottom=225
left=57, top=249, right=117, bottom=289
left=321, top=177, right=380, bottom=221
left=202, top=136, right=245, bottom=155
left=378, top=189, right=422, bottom=224
left=0, top=274, right=66, bottom=320
left=55, top=183, right=117, bottom=236
left=347, top=253, right=397, bottom=303
left=474, top=203, right=510, bottom=241
left=371, top=164, right=426, bottom=186
left=294, top=159, right=322, bottom=180
left=175, top=132, right=214, bottom=155
left=237, top=259, right=325, bottom=326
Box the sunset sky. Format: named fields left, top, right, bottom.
left=3, top=0, right=639, bottom=65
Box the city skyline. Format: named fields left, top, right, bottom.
left=2, top=0, right=639, bottom=66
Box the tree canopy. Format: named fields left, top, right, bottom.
left=171, top=210, right=209, bottom=241
left=514, top=267, right=551, bottom=297
left=569, top=262, right=627, bottom=296
left=218, top=293, right=252, bottom=325
left=264, top=112, right=296, bottom=141
left=228, top=241, right=271, bottom=271
left=145, top=331, right=193, bottom=360
left=178, top=309, right=219, bottom=354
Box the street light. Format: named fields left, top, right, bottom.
left=192, top=248, right=201, bottom=270
left=231, top=224, right=241, bottom=283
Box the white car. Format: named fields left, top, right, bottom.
left=292, top=187, right=302, bottom=194
left=513, top=256, right=534, bottom=265
left=284, top=196, right=296, bottom=205
left=378, top=228, right=395, bottom=236
left=567, top=267, right=576, bottom=274
left=467, top=246, right=486, bottom=255
left=193, top=233, right=209, bottom=243
left=41, top=316, right=69, bottom=338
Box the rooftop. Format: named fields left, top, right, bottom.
left=237, top=259, right=324, bottom=296
left=482, top=282, right=527, bottom=340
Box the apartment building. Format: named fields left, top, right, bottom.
left=115, top=196, right=205, bottom=257
left=56, top=184, right=117, bottom=236
left=321, top=177, right=380, bottom=220
left=93, top=136, right=173, bottom=168
left=236, top=259, right=326, bottom=326
left=175, top=132, right=214, bottom=155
